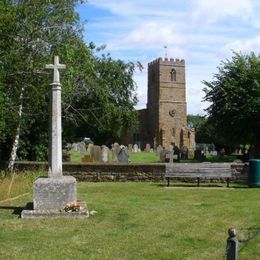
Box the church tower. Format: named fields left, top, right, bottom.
left=147, top=57, right=187, bottom=149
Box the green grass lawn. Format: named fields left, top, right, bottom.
left=129, top=151, right=160, bottom=163
left=0, top=178, right=259, bottom=259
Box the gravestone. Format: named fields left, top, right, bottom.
left=71, top=142, right=77, bottom=151
left=112, top=142, right=120, bottom=162
left=113, top=142, right=121, bottom=155
left=93, top=145, right=101, bottom=162
left=21, top=56, right=87, bottom=219
left=133, top=144, right=138, bottom=153
left=159, top=148, right=167, bottom=162
left=88, top=143, right=94, bottom=156
left=118, top=147, right=129, bottom=163
left=101, top=145, right=109, bottom=163
left=128, top=144, right=133, bottom=153
left=77, top=142, right=86, bottom=156
left=145, top=143, right=151, bottom=152
left=157, top=145, right=163, bottom=155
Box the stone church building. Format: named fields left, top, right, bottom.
left=121, top=57, right=195, bottom=154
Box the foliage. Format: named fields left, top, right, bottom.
left=0, top=182, right=259, bottom=259
left=203, top=52, right=260, bottom=153
left=0, top=1, right=140, bottom=160
left=187, top=114, right=214, bottom=143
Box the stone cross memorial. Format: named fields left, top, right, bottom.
left=45, top=55, right=66, bottom=177
left=166, top=151, right=178, bottom=164
left=22, top=56, right=87, bottom=218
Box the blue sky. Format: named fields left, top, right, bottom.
left=76, top=0, right=260, bottom=115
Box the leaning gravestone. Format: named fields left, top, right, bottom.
left=22, top=56, right=88, bottom=218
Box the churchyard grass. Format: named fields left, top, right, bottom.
left=0, top=180, right=259, bottom=259
left=129, top=151, right=160, bottom=163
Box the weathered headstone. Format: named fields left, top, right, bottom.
left=113, top=142, right=121, bottom=155
left=145, top=143, right=151, bottom=152
left=21, top=56, right=87, bottom=218
left=93, top=145, right=101, bottom=162
left=160, top=148, right=167, bottom=162
left=77, top=142, right=86, bottom=156
left=101, top=145, right=109, bottom=163
left=72, top=142, right=77, bottom=151
left=133, top=144, right=138, bottom=153
left=128, top=144, right=133, bottom=153
left=88, top=143, right=94, bottom=156
left=118, top=147, right=129, bottom=163
left=112, top=142, right=120, bottom=162
left=157, top=145, right=163, bottom=155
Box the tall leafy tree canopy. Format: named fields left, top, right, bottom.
left=203, top=52, right=260, bottom=154
left=0, top=1, right=139, bottom=161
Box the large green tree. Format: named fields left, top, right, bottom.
left=203, top=52, right=260, bottom=156
left=0, top=1, right=139, bottom=166
left=187, top=114, right=213, bottom=143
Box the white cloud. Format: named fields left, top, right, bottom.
left=191, top=0, right=255, bottom=26
left=219, top=36, right=260, bottom=58
left=121, top=22, right=186, bottom=47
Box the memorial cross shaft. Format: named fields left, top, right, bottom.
left=45, top=56, right=66, bottom=177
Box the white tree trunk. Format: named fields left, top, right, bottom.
left=7, top=88, right=24, bottom=172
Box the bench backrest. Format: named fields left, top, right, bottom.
left=165, top=163, right=232, bottom=178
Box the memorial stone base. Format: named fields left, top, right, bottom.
left=21, top=176, right=88, bottom=219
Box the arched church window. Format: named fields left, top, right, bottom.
left=170, top=69, right=176, bottom=81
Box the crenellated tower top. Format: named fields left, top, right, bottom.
left=148, top=57, right=185, bottom=66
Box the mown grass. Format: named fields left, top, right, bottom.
left=129, top=151, right=160, bottom=163
left=0, top=177, right=259, bottom=259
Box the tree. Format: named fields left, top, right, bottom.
left=0, top=0, right=88, bottom=168
left=203, top=52, right=260, bottom=157
left=0, top=1, right=140, bottom=165
left=187, top=114, right=213, bottom=143
left=62, top=52, right=140, bottom=144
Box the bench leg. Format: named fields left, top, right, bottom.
left=197, top=177, right=200, bottom=187
left=227, top=178, right=230, bottom=188
left=167, top=177, right=170, bottom=187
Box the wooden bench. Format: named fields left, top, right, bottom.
left=165, top=163, right=232, bottom=187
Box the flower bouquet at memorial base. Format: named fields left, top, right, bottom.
left=64, top=202, right=81, bottom=212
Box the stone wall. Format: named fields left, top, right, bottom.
left=0, top=161, right=248, bottom=183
